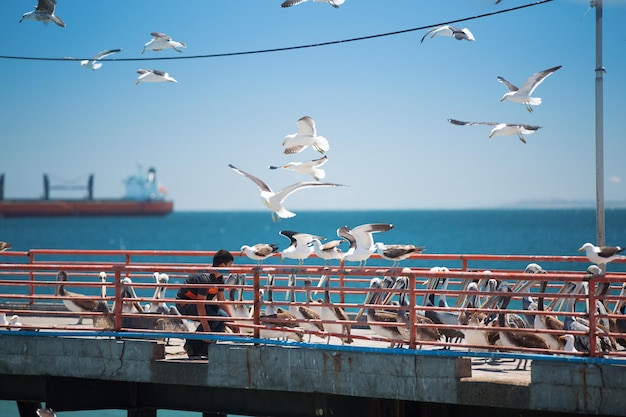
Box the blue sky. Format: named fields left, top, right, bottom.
left=2, top=0, right=626, bottom=212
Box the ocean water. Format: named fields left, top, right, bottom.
left=1, top=208, right=626, bottom=416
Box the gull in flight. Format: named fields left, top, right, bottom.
left=136, top=69, right=177, bottom=85
left=497, top=65, right=562, bottom=112
left=269, top=155, right=328, bottom=181
left=142, top=32, right=187, bottom=54
left=228, top=164, right=344, bottom=221
left=282, top=116, right=330, bottom=155
left=447, top=119, right=541, bottom=144
left=281, top=0, right=345, bottom=8
left=578, top=243, right=625, bottom=266
left=20, top=0, right=65, bottom=27
left=80, top=49, right=122, bottom=71
left=338, top=223, right=394, bottom=267
left=420, top=25, right=475, bottom=43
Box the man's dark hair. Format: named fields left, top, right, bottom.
left=213, top=249, right=234, bottom=267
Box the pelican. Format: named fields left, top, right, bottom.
left=319, top=275, right=353, bottom=345
left=337, top=223, right=394, bottom=267
left=55, top=271, right=100, bottom=325
left=19, top=0, right=65, bottom=27
left=308, top=238, right=344, bottom=266
left=374, top=242, right=424, bottom=268
left=227, top=274, right=252, bottom=333
left=281, top=116, right=330, bottom=155
left=356, top=278, right=403, bottom=347
left=80, top=49, right=122, bottom=70
left=119, top=277, right=144, bottom=313
left=287, top=274, right=325, bottom=341
left=240, top=243, right=279, bottom=265
left=534, top=280, right=565, bottom=351
left=390, top=276, right=440, bottom=346
left=498, top=65, right=562, bottom=112
left=229, top=163, right=344, bottom=221
left=257, top=274, right=304, bottom=342
left=423, top=273, right=464, bottom=346
left=145, top=272, right=170, bottom=313
left=142, top=32, right=186, bottom=54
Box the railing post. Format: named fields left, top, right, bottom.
left=409, top=271, right=417, bottom=349
left=587, top=275, right=598, bottom=357
left=253, top=269, right=260, bottom=340
left=114, top=268, right=123, bottom=331
left=28, top=251, right=35, bottom=307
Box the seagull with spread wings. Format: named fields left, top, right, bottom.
left=420, top=25, right=475, bottom=43
left=282, top=116, right=330, bottom=155
left=229, top=164, right=344, bottom=221
left=497, top=66, right=562, bottom=112
left=19, top=0, right=65, bottom=27
left=281, top=0, right=345, bottom=8
left=448, top=119, right=541, bottom=144
left=80, top=49, right=122, bottom=71
left=136, top=69, right=178, bottom=85
left=142, top=32, right=187, bottom=54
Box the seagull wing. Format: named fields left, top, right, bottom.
left=351, top=223, right=394, bottom=249
left=273, top=182, right=343, bottom=204
left=152, top=69, right=168, bottom=77
left=337, top=226, right=356, bottom=249
left=296, top=116, right=316, bottom=136
left=136, top=69, right=150, bottom=75
left=303, top=155, right=329, bottom=168
left=448, top=119, right=498, bottom=127
left=151, top=32, right=171, bottom=40
left=228, top=164, right=273, bottom=193
left=281, top=0, right=308, bottom=6
left=516, top=124, right=542, bottom=133
left=497, top=76, right=518, bottom=92
left=421, top=26, right=453, bottom=43
left=37, top=0, right=56, bottom=13
left=519, top=65, right=562, bottom=95
left=92, top=49, right=122, bottom=61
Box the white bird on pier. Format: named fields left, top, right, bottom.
left=282, top=116, right=330, bottom=155
left=308, top=238, right=344, bottom=265
left=280, top=230, right=323, bottom=265
left=240, top=243, right=279, bottom=265
left=338, top=223, right=394, bottom=267
left=448, top=119, right=541, bottom=144
left=80, top=49, right=122, bottom=70
left=578, top=242, right=625, bottom=266
left=136, top=69, right=177, bottom=85
left=20, top=0, right=65, bottom=27
left=374, top=242, right=424, bottom=267
left=228, top=163, right=344, bottom=221
left=420, top=25, right=475, bottom=43
left=269, top=155, right=329, bottom=181
left=497, top=65, right=562, bottom=112
left=142, top=32, right=186, bottom=54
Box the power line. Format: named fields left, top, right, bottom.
left=0, top=0, right=554, bottom=63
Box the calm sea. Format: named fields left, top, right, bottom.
left=1, top=208, right=625, bottom=416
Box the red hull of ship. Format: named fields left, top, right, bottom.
left=0, top=200, right=173, bottom=217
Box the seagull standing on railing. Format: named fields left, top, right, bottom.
left=338, top=223, right=394, bottom=267
left=240, top=243, right=279, bottom=265
left=578, top=242, right=625, bottom=266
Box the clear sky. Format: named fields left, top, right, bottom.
left=2, top=0, right=626, bottom=212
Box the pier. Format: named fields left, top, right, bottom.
left=1, top=249, right=626, bottom=417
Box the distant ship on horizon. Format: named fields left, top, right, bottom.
left=0, top=165, right=173, bottom=217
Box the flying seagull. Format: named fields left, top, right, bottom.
left=282, top=116, right=330, bottom=155
left=269, top=155, right=328, bottom=181
left=420, top=25, right=475, bottom=43
left=19, top=0, right=65, bottom=27
left=136, top=69, right=177, bottom=85
left=447, top=119, right=541, bottom=144
left=281, top=0, right=345, bottom=8
left=578, top=243, right=625, bottom=265
left=497, top=65, right=562, bottom=112
left=228, top=164, right=344, bottom=221
left=142, top=32, right=187, bottom=54
left=80, top=49, right=122, bottom=70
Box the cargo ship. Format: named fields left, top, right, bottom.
left=0, top=166, right=173, bottom=217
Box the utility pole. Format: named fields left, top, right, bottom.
left=594, top=0, right=605, bottom=247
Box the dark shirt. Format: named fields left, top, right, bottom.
left=176, top=273, right=224, bottom=301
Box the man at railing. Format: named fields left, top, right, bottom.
left=175, top=249, right=238, bottom=358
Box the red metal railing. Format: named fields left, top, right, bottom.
left=1, top=249, right=625, bottom=361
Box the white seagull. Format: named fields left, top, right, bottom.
left=240, top=243, right=280, bottom=265
left=420, top=25, right=475, bottom=43
left=20, top=0, right=65, bottom=27
left=80, top=49, right=122, bottom=71
left=447, top=119, right=541, bottom=144
left=142, top=32, right=187, bottom=54
left=269, top=155, right=328, bottom=181
left=282, top=116, right=330, bottom=155
left=280, top=230, right=323, bottom=265
left=0, top=241, right=11, bottom=251
left=228, top=164, right=344, bottom=221
left=309, top=238, right=345, bottom=265
left=578, top=242, right=625, bottom=266
left=136, top=69, right=178, bottom=85
left=281, top=0, right=345, bottom=8
left=497, top=65, right=562, bottom=112
left=338, top=223, right=394, bottom=267
left=374, top=242, right=425, bottom=267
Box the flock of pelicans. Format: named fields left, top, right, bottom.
left=2, top=239, right=626, bottom=365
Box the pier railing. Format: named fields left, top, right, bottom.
left=1, top=249, right=626, bottom=362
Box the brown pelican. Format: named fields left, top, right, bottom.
left=356, top=277, right=403, bottom=347
left=55, top=271, right=101, bottom=325
left=145, top=272, right=170, bottom=313
left=534, top=280, right=565, bottom=351
left=287, top=274, right=325, bottom=341
left=256, top=274, right=303, bottom=342
left=319, top=275, right=352, bottom=345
